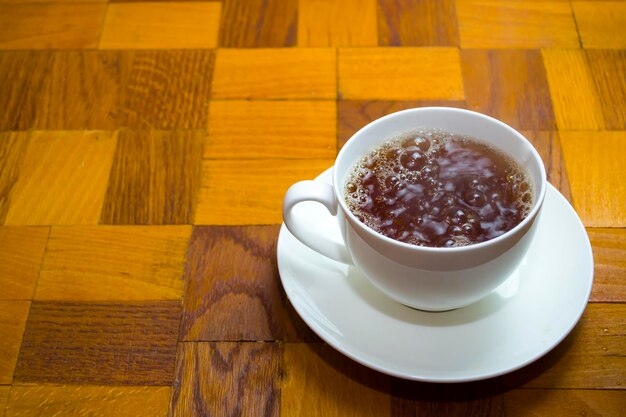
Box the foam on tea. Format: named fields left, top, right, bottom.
left=344, top=128, right=533, bottom=248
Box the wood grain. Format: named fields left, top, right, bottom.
left=338, top=47, right=464, bottom=100
left=4, top=131, right=117, bottom=226
left=100, top=130, right=204, bottom=225
left=588, top=228, right=626, bottom=303
left=0, top=3, right=106, bottom=49
left=14, top=301, right=180, bottom=385
left=212, top=48, right=336, bottom=99
left=100, top=2, right=221, bottom=49
left=195, top=159, right=334, bottom=225
left=0, top=0, right=106, bottom=2
left=390, top=379, right=504, bottom=417
left=298, top=0, right=377, bottom=47
left=0, top=0, right=621, bottom=413
left=282, top=343, right=390, bottom=417
left=0, top=133, right=31, bottom=224
left=5, top=386, right=171, bottom=417
left=110, top=0, right=218, bottom=2
left=171, top=342, right=281, bottom=417
left=337, top=100, right=466, bottom=149
left=541, top=49, right=605, bottom=130
left=503, top=389, right=626, bottom=417
left=35, top=226, right=191, bottom=301
left=560, top=131, right=626, bottom=227
left=461, top=49, right=556, bottom=130
left=119, top=50, right=215, bottom=129
left=456, top=1, right=579, bottom=48
left=519, top=131, right=571, bottom=202
left=503, top=303, right=626, bottom=389
left=34, top=50, right=214, bottom=130
left=9, top=50, right=213, bottom=130
left=181, top=226, right=314, bottom=342
left=0, top=52, right=53, bottom=131
left=205, top=100, right=336, bottom=159
left=0, top=387, right=8, bottom=417
left=219, top=0, right=297, bottom=47
left=0, top=301, right=30, bottom=384
left=0, top=227, right=49, bottom=300
left=377, top=0, right=459, bottom=46
left=587, top=50, right=626, bottom=130
left=573, top=1, right=626, bottom=49
left=39, top=51, right=121, bottom=130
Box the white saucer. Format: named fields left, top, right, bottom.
left=277, top=167, right=593, bottom=383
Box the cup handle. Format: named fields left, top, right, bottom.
left=283, top=180, right=353, bottom=264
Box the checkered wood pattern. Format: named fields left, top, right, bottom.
left=0, top=1, right=625, bottom=416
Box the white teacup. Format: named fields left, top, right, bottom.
left=283, top=107, right=547, bottom=311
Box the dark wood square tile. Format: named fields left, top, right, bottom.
left=37, top=51, right=121, bottom=130
left=219, top=0, right=297, bottom=47
left=0, top=132, right=31, bottom=224
left=461, top=49, right=556, bottom=130
left=3, top=50, right=214, bottom=131
left=378, top=0, right=459, bottom=46
left=181, top=226, right=317, bottom=342
left=120, top=50, right=214, bottom=129
left=0, top=51, right=53, bottom=131
left=337, top=100, right=466, bottom=149
left=170, top=342, right=281, bottom=417
left=100, top=130, right=204, bottom=225
left=14, top=301, right=181, bottom=385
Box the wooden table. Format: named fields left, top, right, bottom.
left=0, top=0, right=624, bottom=415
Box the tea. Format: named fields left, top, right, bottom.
left=344, top=128, right=533, bottom=248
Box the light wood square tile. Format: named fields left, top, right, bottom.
left=195, top=159, right=334, bottom=225
left=0, top=387, right=9, bottom=417
left=282, top=343, right=390, bottom=417
left=212, top=48, right=336, bottom=99
left=573, top=1, right=626, bottom=49
left=0, top=3, right=106, bottom=49
left=0, top=227, right=49, bottom=300
left=100, top=2, right=221, bottom=49
left=560, top=131, right=626, bottom=227
left=205, top=101, right=336, bottom=159
left=6, top=386, right=171, bottom=417
left=542, top=49, right=605, bottom=130
left=456, top=1, right=579, bottom=48
left=4, top=131, right=117, bottom=225
left=588, top=228, right=626, bottom=303
left=338, top=47, right=464, bottom=100
left=35, top=226, right=191, bottom=301
left=0, top=300, right=30, bottom=384
left=298, top=0, right=377, bottom=46
left=587, top=50, right=626, bottom=130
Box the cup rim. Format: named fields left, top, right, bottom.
left=333, top=107, right=548, bottom=253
